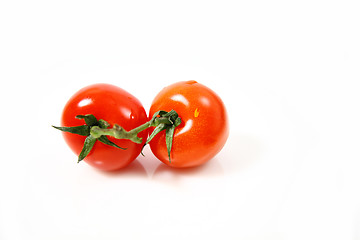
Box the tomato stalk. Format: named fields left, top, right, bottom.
left=53, top=110, right=181, bottom=163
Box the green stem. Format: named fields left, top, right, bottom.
left=128, top=121, right=152, bottom=136
left=53, top=110, right=181, bottom=163
left=90, top=124, right=142, bottom=144
left=89, top=113, right=177, bottom=144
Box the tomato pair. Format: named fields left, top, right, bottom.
left=56, top=81, right=228, bottom=171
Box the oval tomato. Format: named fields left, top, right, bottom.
left=61, top=83, right=148, bottom=171
left=149, top=80, right=229, bottom=168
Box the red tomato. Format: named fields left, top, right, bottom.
left=149, top=80, right=229, bottom=168
left=61, top=83, right=148, bottom=171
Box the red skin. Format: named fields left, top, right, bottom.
left=61, top=83, right=148, bottom=171
left=149, top=80, right=229, bottom=168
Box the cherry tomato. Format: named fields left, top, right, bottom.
left=149, top=80, right=229, bottom=168
left=61, top=83, right=148, bottom=171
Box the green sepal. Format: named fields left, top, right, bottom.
left=76, top=114, right=98, bottom=126
left=151, top=110, right=179, bottom=125
left=163, top=110, right=179, bottom=124
left=98, top=135, right=127, bottom=150
left=142, top=109, right=182, bottom=162
left=152, top=110, right=168, bottom=118
left=52, top=125, right=90, bottom=136
left=149, top=110, right=167, bottom=126
left=146, top=123, right=167, bottom=145
left=165, top=124, right=176, bottom=163
left=78, top=135, right=97, bottom=162
left=98, top=119, right=110, bottom=128
left=140, top=144, right=146, bottom=157
left=140, top=123, right=167, bottom=157
left=174, top=117, right=182, bottom=127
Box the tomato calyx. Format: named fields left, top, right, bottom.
left=142, top=110, right=182, bottom=163
left=53, top=110, right=182, bottom=163
left=53, top=114, right=127, bottom=162
left=90, top=110, right=182, bottom=162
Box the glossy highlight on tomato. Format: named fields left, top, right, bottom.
left=149, top=80, right=229, bottom=168
left=61, top=83, right=148, bottom=171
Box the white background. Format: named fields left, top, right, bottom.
left=0, top=1, right=359, bottom=239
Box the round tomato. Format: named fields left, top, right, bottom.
left=149, top=80, right=229, bottom=168
left=61, top=83, right=148, bottom=171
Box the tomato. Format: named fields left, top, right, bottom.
left=149, top=80, right=229, bottom=168
left=61, top=83, right=148, bottom=171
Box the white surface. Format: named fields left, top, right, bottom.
left=1, top=1, right=360, bottom=239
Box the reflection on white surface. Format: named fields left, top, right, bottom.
left=77, top=98, right=92, bottom=107
left=153, top=157, right=224, bottom=180
left=353, top=210, right=360, bottom=240
left=170, top=94, right=189, bottom=106
left=177, top=119, right=193, bottom=135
